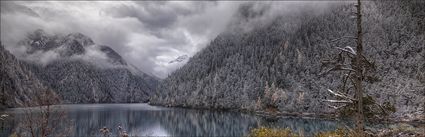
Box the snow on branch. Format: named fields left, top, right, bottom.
left=336, top=46, right=356, bottom=55
left=327, top=89, right=356, bottom=101
left=323, top=99, right=353, bottom=104
left=326, top=104, right=347, bottom=109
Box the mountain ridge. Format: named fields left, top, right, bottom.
left=12, top=30, right=158, bottom=104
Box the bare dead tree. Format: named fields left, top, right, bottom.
left=321, top=0, right=398, bottom=135
left=354, top=0, right=365, bottom=135
left=19, top=89, right=72, bottom=137
left=320, top=0, right=369, bottom=136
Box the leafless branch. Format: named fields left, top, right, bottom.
left=361, top=55, right=376, bottom=70
left=320, top=65, right=356, bottom=76
left=375, top=103, right=388, bottom=115
left=340, top=67, right=356, bottom=72
left=342, top=71, right=352, bottom=92
left=326, top=104, right=348, bottom=109
left=327, top=89, right=356, bottom=101
left=336, top=46, right=357, bottom=55
left=18, top=89, right=71, bottom=137
left=330, top=36, right=358, bottom=42
left=324, top=99, right=353, bottom=104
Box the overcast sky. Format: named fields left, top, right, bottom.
left=1, top=1, right=337, bottom=78
left=1, top=1, right=244, bottom=78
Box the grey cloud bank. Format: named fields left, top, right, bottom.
left=1, top=1, right=337, bottom=78
left=1, top=1, right=242, bottom=78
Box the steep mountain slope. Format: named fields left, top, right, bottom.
left=151, top=1, right=424, bottom=121
left=0, top=43, right=54, bottom=108
left=16, top=30, right=158, bottom=103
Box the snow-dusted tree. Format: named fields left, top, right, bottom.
left=151, top=0, right=422, bottom=124
left=321, top=0, right=397, bottom=136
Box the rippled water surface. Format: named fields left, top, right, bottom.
left=2, top=104, right=344, bottom=136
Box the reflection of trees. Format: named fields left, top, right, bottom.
left=157, top=109, right=260, bottom=136
left=67, top=108, right=259, bottom=136
left=7, top=105, right=341, bottom=136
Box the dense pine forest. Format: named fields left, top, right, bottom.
left=151, top=0, right=424, bottom=122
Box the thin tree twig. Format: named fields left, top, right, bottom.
left=324, top=99, right=353, bottom=104
left=336, top=46, right=357, bottom=55
left=330, top=36, right=358, bottom=42
left=327, top=89, right=356, bottom=101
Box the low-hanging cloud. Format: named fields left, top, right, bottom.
left=1, top=1, right=341, bottom=78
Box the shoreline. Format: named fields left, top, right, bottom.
left=149, top=102, right=425, bottom=125
left=3, top=102, right=424, bottom=125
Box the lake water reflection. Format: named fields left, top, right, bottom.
left=2, top=104, right=344, bottom=136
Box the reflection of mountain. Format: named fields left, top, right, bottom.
left=5, top=104, right=341, bottom=136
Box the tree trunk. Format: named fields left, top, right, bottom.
left=355, top=0, right=365, bottom=136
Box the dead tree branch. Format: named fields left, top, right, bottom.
left=330, top=36, right=358, bottom=42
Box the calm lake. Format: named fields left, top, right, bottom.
left=2, top=103, right=345, bottom=136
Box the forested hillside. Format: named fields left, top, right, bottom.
left=151, top=1, right=424, bottom=121
left=10, top=30, right=159, bottom=103
left=0, top=43, right=55, bottom=108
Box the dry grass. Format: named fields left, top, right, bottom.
left=248, top=127, right=300, bottom=137
left=314, top=128, right=355, bottom=137
left=249, top=127, right=366, bottom=137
